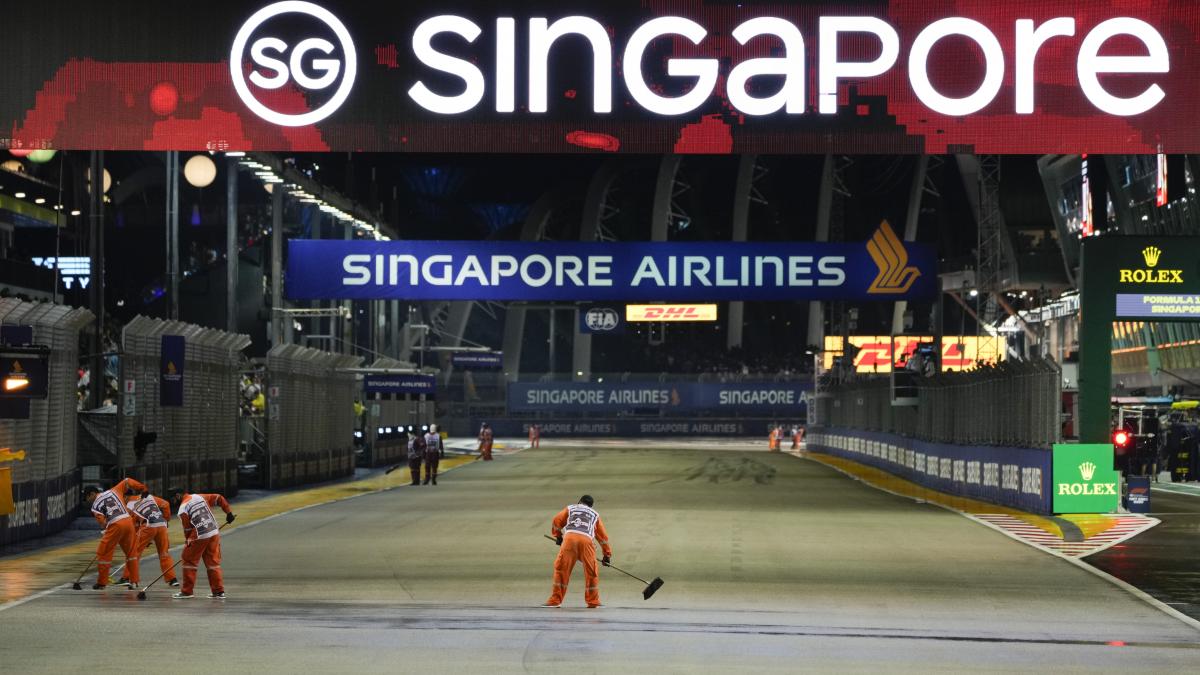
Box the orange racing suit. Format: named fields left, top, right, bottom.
left=128, top=494, right=176, bottom=584
left=178, top=493, right=232, bottom=595
left=90, top=477, right=147, bottom=586
left=545, top=503, right=612, bottom=607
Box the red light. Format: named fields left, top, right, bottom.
left=1112, top=430, right=1131, bottom=448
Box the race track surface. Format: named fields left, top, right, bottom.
left=1, top=446, right=1198, bottom=673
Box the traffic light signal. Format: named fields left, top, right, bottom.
left=1112, top=428, right=1132, bottom=449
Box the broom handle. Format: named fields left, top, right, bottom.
left=542, top=534, right=648, bottom=584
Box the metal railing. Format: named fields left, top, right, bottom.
left=818, top=359, right=1062, bottom=449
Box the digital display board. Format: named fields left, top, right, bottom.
left=1116, top=293, right=1200, bottom=319
left=823, top=335, right=1006, bottom=373
left=5, top=1, right=1200, bottom=153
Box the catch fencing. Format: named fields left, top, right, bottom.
left=0, top=299, right=93, bottom=548
left=264, top=344, right=360, bottom=487
left=816, top=358, right=1062, bottom=450
left=116, top=316, right=251, bottom=498
left=359, top=358, right=434, bottom=468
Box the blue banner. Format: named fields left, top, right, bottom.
left=807, top=428, right=1053, bottom=514
left=1125, top=475, right=1152, bottom=513
left=365, top=374, right=436, bottom=396
left=0, top=326, right=33, bottom=419
left=477, top=419, right=787, bottom=438
left=159, top=335, right=185, bottom=408
left=286, top=225, right=935, bottom=302
left=579, top=305, right=625, bottom=334
left=507, top=381, right=810, bottom=414
left=451, top=353, right=502, bottom=369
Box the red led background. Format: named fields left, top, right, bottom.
left=2, top=0, right=1199, bottom=154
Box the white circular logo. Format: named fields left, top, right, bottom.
left=230, top=1, right=357, bottom=127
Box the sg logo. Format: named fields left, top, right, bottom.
left=230, top=1, right=358, bottom=127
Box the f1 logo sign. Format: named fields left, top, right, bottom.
left=230, top=1, right=358, bottom=127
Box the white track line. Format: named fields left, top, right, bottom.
left=797, top=451, right=1200, bottom=634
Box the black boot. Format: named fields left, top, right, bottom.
left=432, top=476, right=437, bottom=485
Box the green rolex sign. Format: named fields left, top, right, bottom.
left=1053, top=444, right=1120, bottom=514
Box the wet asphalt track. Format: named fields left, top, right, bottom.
left=1, top=446, right=1198, bottom=673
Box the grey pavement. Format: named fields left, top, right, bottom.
left=1, top=446, right=1198, bottom=673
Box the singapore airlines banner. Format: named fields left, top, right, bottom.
left=286, top=227, right=935, bottom=302
left=507, top=381, right=811, bottom=414
left=4, top=1, right=1200, bottom=154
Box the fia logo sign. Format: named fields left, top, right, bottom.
left=230, top=1, right=357, bottom=127
left=585, top=308, right=620, bottom=332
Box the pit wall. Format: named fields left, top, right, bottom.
left=807, top=427, right=1052, bottom=515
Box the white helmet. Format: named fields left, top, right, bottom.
left=429, top=424, right=437, bottom=433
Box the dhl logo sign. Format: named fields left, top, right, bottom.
left=823, top=336, right=1006, bottom=373
left=866, top=221, right=921, bottom=295
left=626, top=304, right=718, bottom=322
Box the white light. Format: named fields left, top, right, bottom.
left=1014, top=18, right=1075, bottom=114
left=229, top=0, right=358, bottom=127
left=34, top=197, right=45, bottom=204
left=86, top=167, right=112, bottom=194
left=70, top=210, right=81, bottom=216
left=969, top=289, right=979, bottom=298
left=624, top=17, right=718, bottom=116
left=225, top=151, right=246, bottom=157
left=184, top=154, right=218, bottom=188
left=819, top=17, right=899, bottom=114
left=908, top=18, right=1005, bottom=116
left=14, top=192, right=25, bottom=199
left=408, top=16, right=485, bottom=114
left=529, top=17, right=612, bottom=113
left=1077, top=18, right=1168, bottom=116
left=728, top=17, right=806, bottom=116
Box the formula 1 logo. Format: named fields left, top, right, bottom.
left=230, top=1, right=358, bottom=127
left=866, top=221, right=921, bottom=295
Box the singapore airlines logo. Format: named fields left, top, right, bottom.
left=867, top=221, right=921, bottom=294
left=1142, top=246, right=1161, bottom=268
left=1079, top=461, right=1096, bottom=481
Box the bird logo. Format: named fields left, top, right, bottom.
left=867, top=221, right=921, bottom=294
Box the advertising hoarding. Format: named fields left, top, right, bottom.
left=286, top=232, right=936, bottom=302
left=507, top=381, right=810, bottom=414
left=823, top=335, right=1006, bottom=373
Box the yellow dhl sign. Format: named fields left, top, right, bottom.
left=626, top=304, right=718, bottom=322
left=823, top=336, right=1006, bottom=373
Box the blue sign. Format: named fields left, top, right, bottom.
left=451, top=353, right=502, bottom=369
left=1125, top=475, right=1152, bottom=513
left=159, top=335, right=185, bottom=407
left=1116, top=293, right=1200, bottom=319
left=507, top=381, right=810, bottom=414
left=477, top=419, right=783, bottom=438
left=286, top=224, right=935, bottom=302
left=365, top=374, right=436, bottom=396
left=808, top=427, right=1053, bottom=514
left=579, top=306, right=625, bottom=334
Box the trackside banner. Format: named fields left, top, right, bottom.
left=507, top=381, right=811, bottom=413
left=287, top=227, right=935, bottom=301
left=5, top=1, right=1200, bottom=154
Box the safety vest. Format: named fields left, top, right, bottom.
left=562, top=504, right=600, bottom=539
left=91, top=490, right=130, bottom=526
left=180, top=495, right=220, bottom=540
left=423, top=432, right=441, bottom=454
left=128, top=497, right=167, bottom=528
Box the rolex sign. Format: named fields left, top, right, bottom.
left=1052, top=444, right=1121, bottom=514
